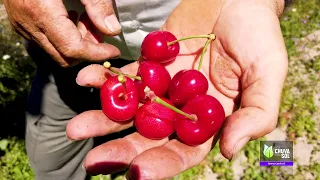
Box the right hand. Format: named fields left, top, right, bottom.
left=67, top=0, right=288, bottom=179
left=3, top=0, right=121, bottom=67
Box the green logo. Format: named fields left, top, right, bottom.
left=263, top=144, right=274, bottom=158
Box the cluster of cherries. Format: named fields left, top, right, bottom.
left=100, top=31, right=225, bottom=146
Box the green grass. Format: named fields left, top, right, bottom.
left=278, top=0, right=320, bottom=142
left=0, top=0, right=320, bottom=179
left=0, top=138, right=34, bottom=180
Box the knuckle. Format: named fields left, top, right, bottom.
left=22, top=1, right=38, bottom=19
left=86, top=0, right=114, bottom=13
left=59, top=43, right=81, bottom=58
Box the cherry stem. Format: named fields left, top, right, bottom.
left=153, top=96, right=197, bottom=121
left=118, top=75, right=127, bottom=100
left=197, top=38, right=211, bottom=71
left=144, top=87, right=197, bottom=121
left=167, top=33, right=216, bottom=46
left=197, top=34, right=216, bottom=71
left=168, top=34, right=211, bottom=46
left=104, top=61, right=141, bottom=81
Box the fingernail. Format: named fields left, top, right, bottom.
left=104, top=14, right=121, bottom=32
left=230, top=137, right=250, bottom=161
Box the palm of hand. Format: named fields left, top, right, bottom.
left=163, top=0, right=287, bottom=158
left=67, top=1, right=288, bottom=179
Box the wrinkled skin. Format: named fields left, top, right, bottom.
left=3, top=0, right=121, bottom=67
left=12, top=0, right=286, bottom=179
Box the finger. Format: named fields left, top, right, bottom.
left=66, top=110, right=133, bottom=141
left=81, top=0, right=121, bottom=35
left=120, top=61, right=140, bottom=76
left=78, top=12, right=104, bottom=43
left=76, top=64, right=121, bottom=88
left=76, top=61, right=138, bottom=88
left=30, top=31, right=80, bottom=67
left=42, top=11, right=120, bottom=66
left=126, top=137, right=215, bottom=180
left=83, top=133, right=168, bottom=175
left=14, top=14, right=72, bottom=66
left=219, top=54, right=288, bottom=160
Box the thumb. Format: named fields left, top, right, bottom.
left=219, top=55, right=288, bottom=160
left=81, top=0, right=121, bottom=36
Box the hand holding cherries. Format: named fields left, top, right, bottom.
left=100, top=30, right=225, bottom=146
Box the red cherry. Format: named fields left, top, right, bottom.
left=168, top=69, right=209, bottom=107
left=175, top=94, right=225, bottom=146
left=100, top=76, right=139, bottom=121
left=134, top=61, right=171, bottom=102
left=135, top=97, right=176, bottom=140
left=141, top=31, right=180, bottom=64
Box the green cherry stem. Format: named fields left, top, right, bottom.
left=153, top=96, right=197, bottom=121
left=144, top=86, right=198, bottom=121
left=167, top=33, right=216, bottom=46
left=197, top=38, right=211, bottom=71
left=197, top=34, right=216, bottom=71
left=144, top=87, right=197, bottom=121
left=103, top=61, right=141, bottom=81
left=168, top=34, right=211, bottom=46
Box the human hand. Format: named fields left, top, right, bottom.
left=66, top=0, right=288, bottom=179
left=3, top=0, right=121, bottom=67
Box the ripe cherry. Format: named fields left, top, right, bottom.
left=135, top=97, right=176, bottom=140
left=134, top=61, right=171, bottom=102
left=140, top=31, right=180, bottom=64
left=175, top=94, right=225, bottom=146
left=168, top=69, right=209, bottom=107
left=100, top=75, right=139, bottom=122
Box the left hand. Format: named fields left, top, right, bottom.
left=66, top=0, right=288, bottom=179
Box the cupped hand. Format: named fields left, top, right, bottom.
left=66, top=0, right=288, bottom=179
left=3, top=0, right=121, bottom=67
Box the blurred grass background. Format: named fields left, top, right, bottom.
left=0, top=0, right=319, bottom=179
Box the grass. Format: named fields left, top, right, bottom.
left=279, top=0, right=320, bottom=143
left=0, top=138, right=34, bottom=180
left=0, top=0, right=320, bottom=179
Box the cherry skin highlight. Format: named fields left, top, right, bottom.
left=135, top=97, right=176, bottom=140
left=168, top=69, right=209, bottom=107
left=175, top=94, right=225, bottom=146
left=100, top=76, right=139, bottom=122
left=134, top=61, right=171, bottom=102
left=140, top=31, right=180, bottom=64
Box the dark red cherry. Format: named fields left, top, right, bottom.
left=135, top=97, right=176, bottom=140
left=175, top=94, right=225, bottom=146
left=100, top=76, right=139, bottom=122
left=134, top=61, right=171, bottom=102
left=141, top=31, right=180, bottom=64
left=168, top=69, right=209, bottom=107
